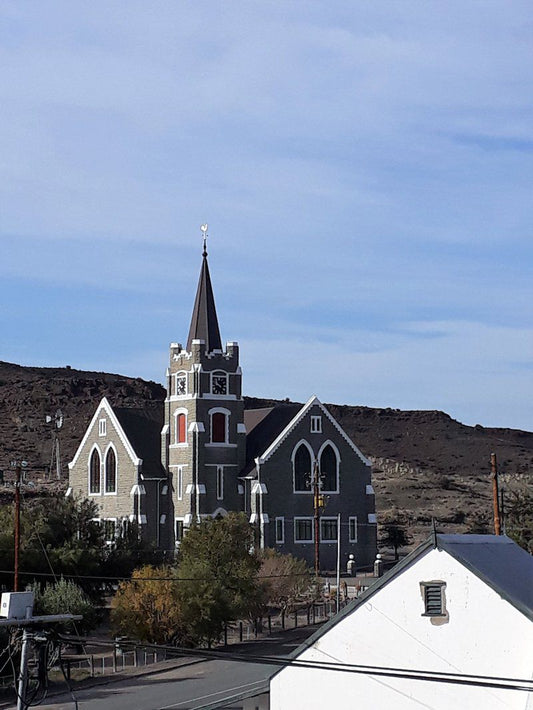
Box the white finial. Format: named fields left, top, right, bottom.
left=200, top=223, right=208, bottom=256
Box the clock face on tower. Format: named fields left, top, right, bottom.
left=176, top=375, right=186, bottom=395
left=212, top=375, right=227, bottom=395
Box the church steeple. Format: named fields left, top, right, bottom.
left=186, top=226, right=222, bottom=353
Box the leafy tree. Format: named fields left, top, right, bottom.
left=31, top=577, right=98, bottom=633
left=176, top=513, right=262, bottom=647
left=111, top=565, right=187, bottom=645
left=380, top=522, right=412, bottom=560
left=256, top=549, right=311, bottom=615
left=505, top=490, right=533, bottom=553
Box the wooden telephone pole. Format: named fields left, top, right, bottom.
left=491, top=452, right=501, bottom=536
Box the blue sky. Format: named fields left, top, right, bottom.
left=1, top=1, right=532, bottom=429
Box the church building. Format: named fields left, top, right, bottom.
left=68, top=233, right=377, bottom=571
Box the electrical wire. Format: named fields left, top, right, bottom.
left=55, top=633, right=533, bottom=694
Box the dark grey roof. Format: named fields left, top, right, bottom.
left=242, top=404, right=303, bottom=476
left=437, top=534, right=533, bottom=620
left=186, top=251, right=222, bottom=353
left=270, top=533, right=533, bottom=681
left=114, top=406, right=166, bottom=479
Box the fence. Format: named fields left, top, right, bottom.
left=61, top=646, right=168, bottom=679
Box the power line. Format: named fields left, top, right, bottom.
left=55, top=633, right=533, bottom=693
left=0, top=568, right=314, bottom=582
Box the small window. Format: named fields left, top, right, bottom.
left=176, top=413, right=187, bottom=444
left=99, top=419, right=107, bottom=436
left=175, top=519, right=184, bottom=544
left=320, top=517, right=338, bottom=542
left=212, top=412, right=227, bottom=443
left=89, top=449, right=101, bottom=494
left=275, top=517, right=285, bottom=544
left=421, top=582, right=446, bottom=616
left=177, top=467, right=183, bottom=501
left=294, top=518, right=313, bottom=543
left=216, top=466, right=224, bottom=500
left=176, top=374, right=187, bottom=396
left=310, top=416, right=322, bottom=433
left=349, top=516, right=358, bottom=543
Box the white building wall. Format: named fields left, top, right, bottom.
left=271, top=548, right=533, bottom=709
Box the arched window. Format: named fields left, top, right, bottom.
left=294, top=444, right=311, bottom=492
left=105, top=448, right=117, bottom=494
left=89, top=449, right=101, bottom=494
left=212, top=412, right=226, bottom=443
left=176, top=413, right=187, bottom=443
left=320, top=444, right=338, bottom=492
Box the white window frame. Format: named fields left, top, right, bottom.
left=98, top=418, right=107, bottom=437
left=291, top=439, right=314, bottom=494
left=208, top=407, right=231, bottom=445
left=275, top=517, right=285, bottom=544
left=349, top=516, right=358, bottom=543
left=177, top=466, right=183, bottom=501
left=103, top=443, right=118, bottom=496
left=216, top=466, right=224, bottom=500
left=320, top=516, right=338, bottom=543
left=317, top=440, right=340, bottom=494
left=88, top=445, right=102, bottom=496
left=174, top=408, right=188, bottom=446
left=294, top=516, right=314, bottom=544
left=310, top=415, right=322, bottom=433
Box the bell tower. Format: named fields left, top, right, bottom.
left=163, top=226, right=246, bottom=540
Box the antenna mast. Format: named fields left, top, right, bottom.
left=46, top=409, right=63, bottom=480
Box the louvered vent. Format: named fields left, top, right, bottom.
left=422, top=582, right=446, bottom=616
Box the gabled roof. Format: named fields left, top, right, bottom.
left=270, top=534, right=533, bottom=683
left=186, top=248, right=222, bottom=353
left=113, top=406, right=165, bottom=479
left=243, top=396, right=371, bottom=476
left=68, top=397, right=165, bottom=479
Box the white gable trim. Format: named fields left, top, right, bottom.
left=68, top=397, right=141, bottom=469
left=257, top=395, right=371, bottom=466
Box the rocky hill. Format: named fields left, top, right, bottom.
left=1, top=361, right=531, bottom=543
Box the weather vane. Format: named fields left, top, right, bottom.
left=200, top=223, right=208, bottom=256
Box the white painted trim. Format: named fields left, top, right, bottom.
left=257, top=395, right=371, bottom=466
left=275, top=516, right=285, bottom=544
left=216, top=466, right=224, bottom=500
left=130, top=484, right=146, bottom=496
left=103, top=442, right=118, bottom=496
left=317, top=439, right=340, bottom=494
left=366, top=484, right=375, bottom=495
left=249, top=513, right=258, bottom=524
left=212, top=506, right=228, bottom=518
left=87, top=443, right=102, bottom=496
left=65, top=487, right=72, bottom=497
left=368, top=513, right=377, bottom=524
left=237, top=423, right=247, bottom=434
left=294, top=516, right=314, bottom=543
left=177, top=466, right=183, bottom=501
left=349, top=516, right=358, bottom=543
left=189, top=421, right=205, bottom=433
left=69, top=397, right=142, bottom=469
left=252, top=481, right=268, bottom=495
left=292, top=439, right=314, bottom=493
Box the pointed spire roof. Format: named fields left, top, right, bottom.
left=186, top=229, right=223, bottom=352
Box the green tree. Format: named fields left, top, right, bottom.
left=380, top=522, right=412, bottom=560
left=31, top=577, right=98, bottom=633
left=505, top=490, right=533, bottom=553
left=111, top=565, right=187, bottom=645
left=176, top=513, right=262, bottom=647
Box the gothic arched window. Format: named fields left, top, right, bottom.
left=89, top=449, right=101, bottom=494
left=294, top=444, right=311, bottom=492
left=105, top=448, right=117, bottom=494
left=320, top=444, right=338, bottom=492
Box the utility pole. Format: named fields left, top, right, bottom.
left=11, top=461, right=27, bottom=592
left=312, top=460, right=321, bottom=577
left=491, top=452, right=501, bottom=536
